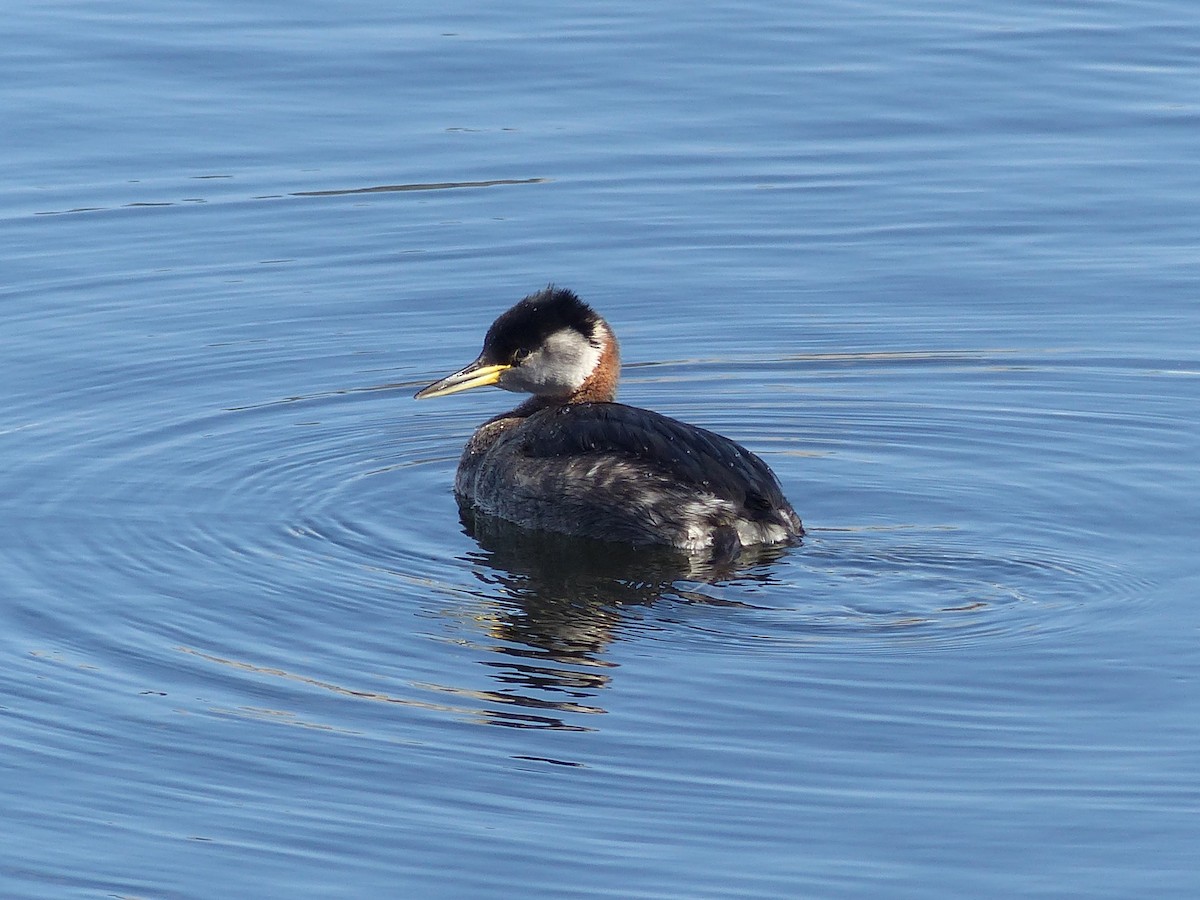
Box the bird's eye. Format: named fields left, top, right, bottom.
left=512, top=348, right=531, bottom=364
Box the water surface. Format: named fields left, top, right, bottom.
left=3, top=0, right=1199, bottom=897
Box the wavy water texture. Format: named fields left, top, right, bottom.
left=4, top=0, right=1199, bottom=895
left=4, top=343, right=1168, bottom=735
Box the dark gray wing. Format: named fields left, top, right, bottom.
left=518, top=402, right=792, bottom=514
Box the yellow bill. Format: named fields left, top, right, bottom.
left=414, top=361, right=511, bottom=400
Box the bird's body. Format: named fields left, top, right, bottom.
left=415, top=287, right=802, bottom=554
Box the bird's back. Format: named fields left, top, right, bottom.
left=455, top=402, right=803, bottom=553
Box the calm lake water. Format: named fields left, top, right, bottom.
left=4, top=0, right=1199, bottom=897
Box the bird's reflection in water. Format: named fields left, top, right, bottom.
left=458, top=504, right=793, bottom=731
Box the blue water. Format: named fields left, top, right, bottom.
left=4, top=1, right=1199, bottom=897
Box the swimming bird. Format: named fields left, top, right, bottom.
left=414, top=286, right=803, bottom=555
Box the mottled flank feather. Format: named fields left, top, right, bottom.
left=521, top=403, right=791, bottom=522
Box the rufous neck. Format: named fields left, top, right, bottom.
left=570, top=325, right=619, bottom=403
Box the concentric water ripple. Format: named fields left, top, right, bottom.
left=3, top=342, right=1175, bottom=736
left=644, top=527, right=1150, bottom=655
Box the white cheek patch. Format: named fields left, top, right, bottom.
left=507, top=328, right=602, bottom=395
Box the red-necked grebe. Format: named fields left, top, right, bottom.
left=414, top=286, right=803, bottom=554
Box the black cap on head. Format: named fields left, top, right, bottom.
left=481, top=286, right=602, bottom=364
